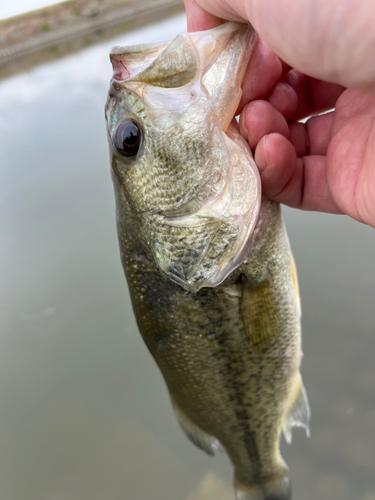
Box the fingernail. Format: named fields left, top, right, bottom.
left=256, top=135, right=269, bottom=173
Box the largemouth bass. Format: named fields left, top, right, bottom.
left=105, top=22, right=310, bottom=500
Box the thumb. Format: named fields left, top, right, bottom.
left=192, top=0, right=375, bottom=93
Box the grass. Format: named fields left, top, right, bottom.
left=40, top=21, right=51, bottom=31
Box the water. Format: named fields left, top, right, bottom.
left=1, top=12, right=375, bottom=500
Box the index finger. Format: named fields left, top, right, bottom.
left=184, top=1, right=284, bottom=115
left=184, top=0, right=226, bottom=31
left=238, top=37, right=283, bottom=113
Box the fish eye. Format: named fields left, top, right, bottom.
left=114, top=120, right=142, bottom=157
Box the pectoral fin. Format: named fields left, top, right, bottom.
left=241, top=275, right=281, bottom=355
left=282, top=374, right=311, bottom=444
left=170, top=395, right=222, bottom=456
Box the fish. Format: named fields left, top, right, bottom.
left=105, top=22, right=310, bottom=500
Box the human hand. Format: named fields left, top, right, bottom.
left=184, top=0, right=375, bottom=227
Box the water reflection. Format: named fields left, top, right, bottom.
left=1, top=11, right=375, bottom=500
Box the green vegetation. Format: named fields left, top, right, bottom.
left=40, top=21, right=50, bottom=31
left=49, top=45, right=59, bottom=56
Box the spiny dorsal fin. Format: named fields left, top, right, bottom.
left=282, top=375, right=311, bottom=444
left=241, top=274, right=281, bottom=355
left=170, top=395, right=222, bottom=456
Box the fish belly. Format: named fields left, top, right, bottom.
left=121, top=200, right=308, bottom=500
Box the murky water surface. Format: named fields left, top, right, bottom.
left=1, top=12, right=375, bottom=500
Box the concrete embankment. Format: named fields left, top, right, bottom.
left=0, top=0, right=184, bottom=79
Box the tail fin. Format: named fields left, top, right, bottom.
left=235, top=471, right=291, bottom=500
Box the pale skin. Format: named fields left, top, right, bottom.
left=184, top=0, right=375, bottom=228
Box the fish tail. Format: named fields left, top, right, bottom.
left=234, top=469, right=291, bottom=500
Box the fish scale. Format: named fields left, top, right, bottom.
left=106, top=22, right=310, bottom=500
left=126, top=124, right=210, bottom=213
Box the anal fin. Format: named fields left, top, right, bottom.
left=282, top=374, right=311, bottom=444
left=170, top=395, right=222, bottom=456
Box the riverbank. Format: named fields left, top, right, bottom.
left=0, top=0, right=184, bottom=80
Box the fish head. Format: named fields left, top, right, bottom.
left=106, top=22, right=261, bottom=293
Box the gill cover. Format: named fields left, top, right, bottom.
left=107, top=23, right=261, bottom=292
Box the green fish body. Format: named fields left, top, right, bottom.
left=105, top=22, right=310, bottom=500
